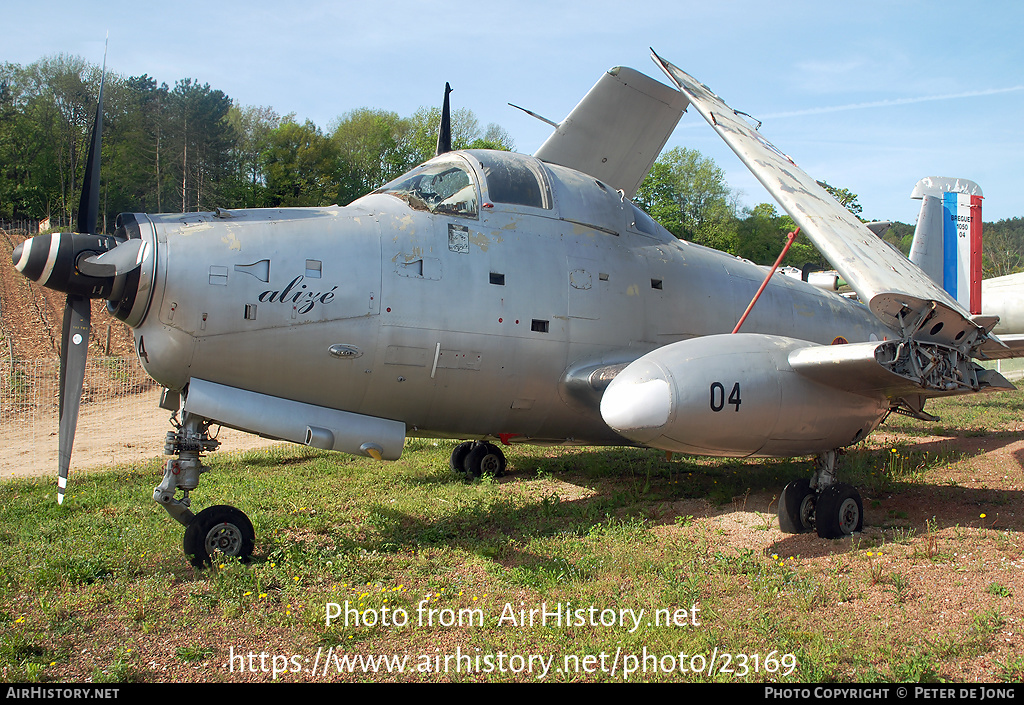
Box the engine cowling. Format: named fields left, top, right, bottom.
left=600, top=334, right=889, bottom=457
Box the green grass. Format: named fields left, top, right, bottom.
left=882, top=392, right=1024, bottom=437
left=0, top=390, right=1021, bottom=682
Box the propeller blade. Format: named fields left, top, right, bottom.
left=58, top=295, right=91, bottom=504
left=58, top=40, right=106, bottom=503
left=435, top=82, right=452, bottom=156
left=77, top=238, right=146, bottom=278
left=75, top=70, right=105, bottom=236
left=75, top=41, right=107, bottom=237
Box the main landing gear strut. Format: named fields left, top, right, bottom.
left=153, top=411, right=255, bottom=566
left=777, top=449, right=864, bottom=539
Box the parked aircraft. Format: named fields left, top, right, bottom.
left=982, top=273, right=1024, bottom=336
left=12, top=52, right=1023, bottom=565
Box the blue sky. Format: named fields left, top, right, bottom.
left=7, top=0, right=1024, bottom=222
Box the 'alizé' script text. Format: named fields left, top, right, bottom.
left=258, top=275, right=338, bottom=315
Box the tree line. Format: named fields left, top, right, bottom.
left=0, top=54, right=513, bottom=229
left=2, top=54, right=1020, bottom=277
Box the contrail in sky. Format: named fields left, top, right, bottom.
left=759, top=85, right=1024, bottom=119
left=675, top=85, right=1024, bottom=128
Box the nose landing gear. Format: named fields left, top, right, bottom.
left=154, top=411, right=255, bottom=566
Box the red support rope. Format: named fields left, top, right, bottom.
left=731, top=227, right=800, bottom=334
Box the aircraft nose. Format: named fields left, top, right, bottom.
left=600, top=365, right=672, bottom=442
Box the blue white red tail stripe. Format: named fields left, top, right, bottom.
left=941, top=192, right=983, bottom=314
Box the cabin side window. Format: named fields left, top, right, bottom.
left=631, top=205, right=657, bottom=235
left=470, top=151, right=552, bottom=209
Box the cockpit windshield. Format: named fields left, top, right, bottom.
left=373, top=158, right=478, bottom=218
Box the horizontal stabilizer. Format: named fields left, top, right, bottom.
left=534, top=66, right=688, bottom=199
left=911, top=177, right=983, bottom=200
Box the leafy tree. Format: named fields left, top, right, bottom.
left=634, top=147, right=738, bottom=251
left=332, top=108, right=417, bottom=204
left=102, top=74, right=169, bottom=219
left=983, top=217, right=1024, bottom=277
left=227, top=104, right=282, bottom=208
left=405, top=105, right=514, bottom=164
left=10, top=55, right=103, bottom=223
left=166, top=78, right=234, bottom=212
left=817, top=180, right=862, bottom=218
left=468, top=123, right=516, bottom=152
left=885, top=221, right=914, bottom=257
left=331, top=105, right=515, bottom=205
left=729, top=180, right=863, bottom=268
left=39, top=56, right=96, bottom=221
left=0, top=61, right=43, bottom=219
left=263, top=119, right=339, bottom=207
left=735, top=202, right=786, bottom=263
left=733, top=202, right=826, bottom=267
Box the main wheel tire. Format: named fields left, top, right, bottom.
left=184, top=505, right=255, bottom=567
left=778, top=478, right=815, bottom=533
left=450, top=441, right=474, bottom=475
left=463, top=442, right=506, bottom=478
left=814, top=483, right=863, bottom=539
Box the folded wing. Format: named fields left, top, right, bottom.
left=534, top=66, right=688, bottom=200
left=651, top=52, right=992, bottom=350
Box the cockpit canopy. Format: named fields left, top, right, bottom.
left=466, top=150, right=551, bottom=210
left=369, top=149, right=673, bottom=244
left=373, top=150, right=553, bottom=218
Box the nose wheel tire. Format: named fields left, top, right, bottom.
left=184, top=505, right=255, bottom=567
left=814, top=483, right=863, bottom=539
left=778, top=478, right=815, bottom=534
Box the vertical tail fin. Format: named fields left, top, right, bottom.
left=909, top=177, right=984, bottom=314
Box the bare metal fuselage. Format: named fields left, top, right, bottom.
left=128, top=150, right=889, bottom=451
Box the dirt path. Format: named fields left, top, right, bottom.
left=1, top=394, right=284, bottom=480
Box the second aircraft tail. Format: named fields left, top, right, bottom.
left=908, top=177, right=984, bottom=314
